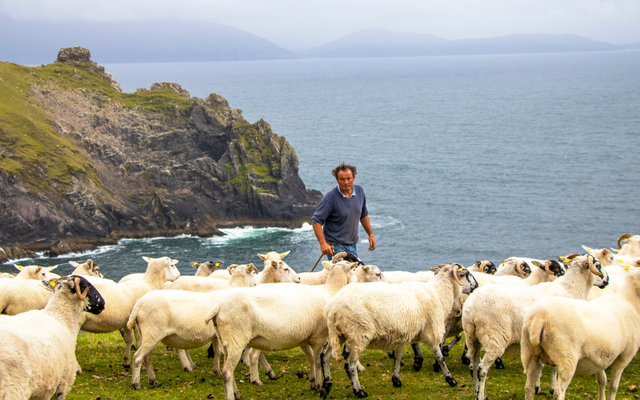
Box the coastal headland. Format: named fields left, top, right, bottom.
left=0, top=47, right=322, bottom=263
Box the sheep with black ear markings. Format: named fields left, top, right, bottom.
left=320, top=264, right=478, bottom=398
left=521, top=266, right=640, bottom=400
left=463, top=254, right=608, bottom=400
left=205, top=259, right=358, bottom=400
left=80, top=256, right=181, bottom=369
left=468, top=261, right=497, bottom=274
left=0, top=275, right=105, bottom=399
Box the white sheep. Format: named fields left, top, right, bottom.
left=81, top=256, right=181, bottom=368
left=467, top=260, right=498, bottom=275
left=0, top=260, right=105, bottom=315
left=119, top=260, right=222, bottom=283
left=205, top=259, right=358, bottom=400
left=128, top=264, right=259, bottom=390
left=615, top=233, right=640, bottom=257
left=521, top=266, right=640, bottom=400
left=462, top=254, right=608, bottom=400
left=0, top=275, right=105, bottom=399
left=494, top=258, right=532, bottom=277
left=320, top=264, right=478, bottom=398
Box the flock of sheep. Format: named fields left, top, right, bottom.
left=0, top=233, right=639, bottom=400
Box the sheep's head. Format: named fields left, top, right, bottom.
left=69, top=259, right=104, bottom=278
left=532, top=260, right=565, bottom=277
left=581, top=245, right=615, bottom=266
left=192, top=261, right=224, bottom=276
left=42, top=275, right=105, bottom=314
left=473, top=260, right=497, bottom=275
left=359, top=265, right=386, bottom=282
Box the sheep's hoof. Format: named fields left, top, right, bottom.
left=392, top=376, right=402, bottom=387
left=319, top=378, right=332, bottom=398
left=413, top=356, right=423, bottom=372
left=550, top=389, right=555, bottom=395
left=442, top=348, right=450, bottom=357
left=494, top=358, right=504, bottom=369
left=251, top=380, right=264, bottom=387
left=433, top=361, right=441, bottom=372
left=122, top=364, right=131, bottom=370
left=267, top=372, right=279, bottom=381
left=149, top=379, right=161, bottom=388
left=131, top=383, right=141, bottom=390
left=446, top=376, right=458, bottom=387
left=461, top=356, right=471, bottom=365
left=234, top=392, right=242, bottom=400
left=353, top=388, right=368, bottom=398
left=183, top=366, right=195, bottom=373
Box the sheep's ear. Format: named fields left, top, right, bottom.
left=321, top=261, right=330, bottom=269
left=611, top=248, right=620, bottom=253
left=87, top=260, right=94, bottom=268
left=13, top=264, right=22, bottom=271
left=281, top=250, right=291, bottom=259
left=191, top=262, right=199, bottom=269
left=581, top=245, right=592, bottom=252
left=215, top=262, right=223, bottom=268
left=35, top=266, right=42, bottom=273
left=48, top=264, right=59, bottom=271
left=602, top=249, right=610, bottom=256
left=271, top=261, right=278, bottom=268
left=68, top=261, right=80, bottom=268
left=531, top=261, right=542, bottom=268
left=258, top=253, right=267, bottom=261
left=142, top=256, right=152, bottom=262
left=362, top=265, right=371, bottom=272
left=248, top=263, right=258, bottom=274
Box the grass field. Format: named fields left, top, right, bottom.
left=69, top=331, right=640, bottom=400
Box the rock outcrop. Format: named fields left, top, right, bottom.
left=0, top=47, right=321, bottom=262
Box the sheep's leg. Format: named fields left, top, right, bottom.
left=258, top=351, right=278, bottom=380
left=411, top=343, right=423, bottom=372
left=432, top=345, right=458, bottom=387
left=221, top=348, right=243, bottom=400
left=212, top=338, right=222, bottom=376
left=312, top=342, right=328, bottom=391
left=476, top=351, right=501, bottom=400
left=122, top=326, right=135, bottom=369
left=344, top=343, right=366, bottom=371
left=248, top=348, right=264, bottom=386
left=391, top=346, right=404, bottom=387
left=607, top=359, right=630, bottom=400
left=596, top=370, right=607, bottom=400
left=131, top=337, right=161, bottom=390
left=300, top=345, right=318, bottom=389
left=241, top=348, right=251, bottom=367
left=461, top=343, right=471, bottom=365
left=523, top=357, right=542, bottom=400
left=319, top=342, right=333, bottom=399
left=549, top=366, right=558, bottom=395
left=553, top=366, right=576, bottom=400
left=345, top=348, right=368, bottom=398
left=466, top=341, right=481, bottom=391
left=534, top=362, right=545, bottom=395
left=177, top=349, right=196, bottom=372
left=442, top=334, right=462, bottom=357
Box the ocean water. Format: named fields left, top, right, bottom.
left=3, top=51, right=640, bottom=280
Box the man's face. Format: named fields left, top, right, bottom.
left=336, top=169, right=354, bottom=193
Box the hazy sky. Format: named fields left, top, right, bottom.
left=2, top=0, right=639, bottom=50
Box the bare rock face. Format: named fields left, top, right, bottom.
left=56, top=46, right=92, bottom=63
left=0, top=47, right=321, bottom=262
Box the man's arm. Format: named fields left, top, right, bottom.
left=360, top=215, right=376, bottom=251
left=313, top=222, right=335, bottom=255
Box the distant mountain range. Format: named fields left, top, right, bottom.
left=300, top=27, right=625, bottom=58
left=0, top=19, right=637, bottom=65
left=0, top=18, right=299, bottom=64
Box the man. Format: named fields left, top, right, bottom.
left=311, top=163, right=376, bottom=258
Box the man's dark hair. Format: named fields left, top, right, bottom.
left=332, top=163, right=357, bottom=179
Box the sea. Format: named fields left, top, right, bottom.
left=3, top=50, right=640, bottom=281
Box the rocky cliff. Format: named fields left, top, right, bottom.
left=0, top=47, right=321, bottom=262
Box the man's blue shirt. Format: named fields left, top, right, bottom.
left=311, top=184, right=368, bottom=246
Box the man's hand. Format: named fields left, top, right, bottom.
left=321, top=242, right=335, bottom=255
left=368, top=234, right=376, bottom=251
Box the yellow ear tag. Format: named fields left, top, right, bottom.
left=458, top=267, right=464, bottom=271
left=625, top=265, right=630, bottom=270
left=50, top=281, right=56, bottom=287
left=587, top=248, right=592, bottom=251
left=216, top=263, right=220, bottom=267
